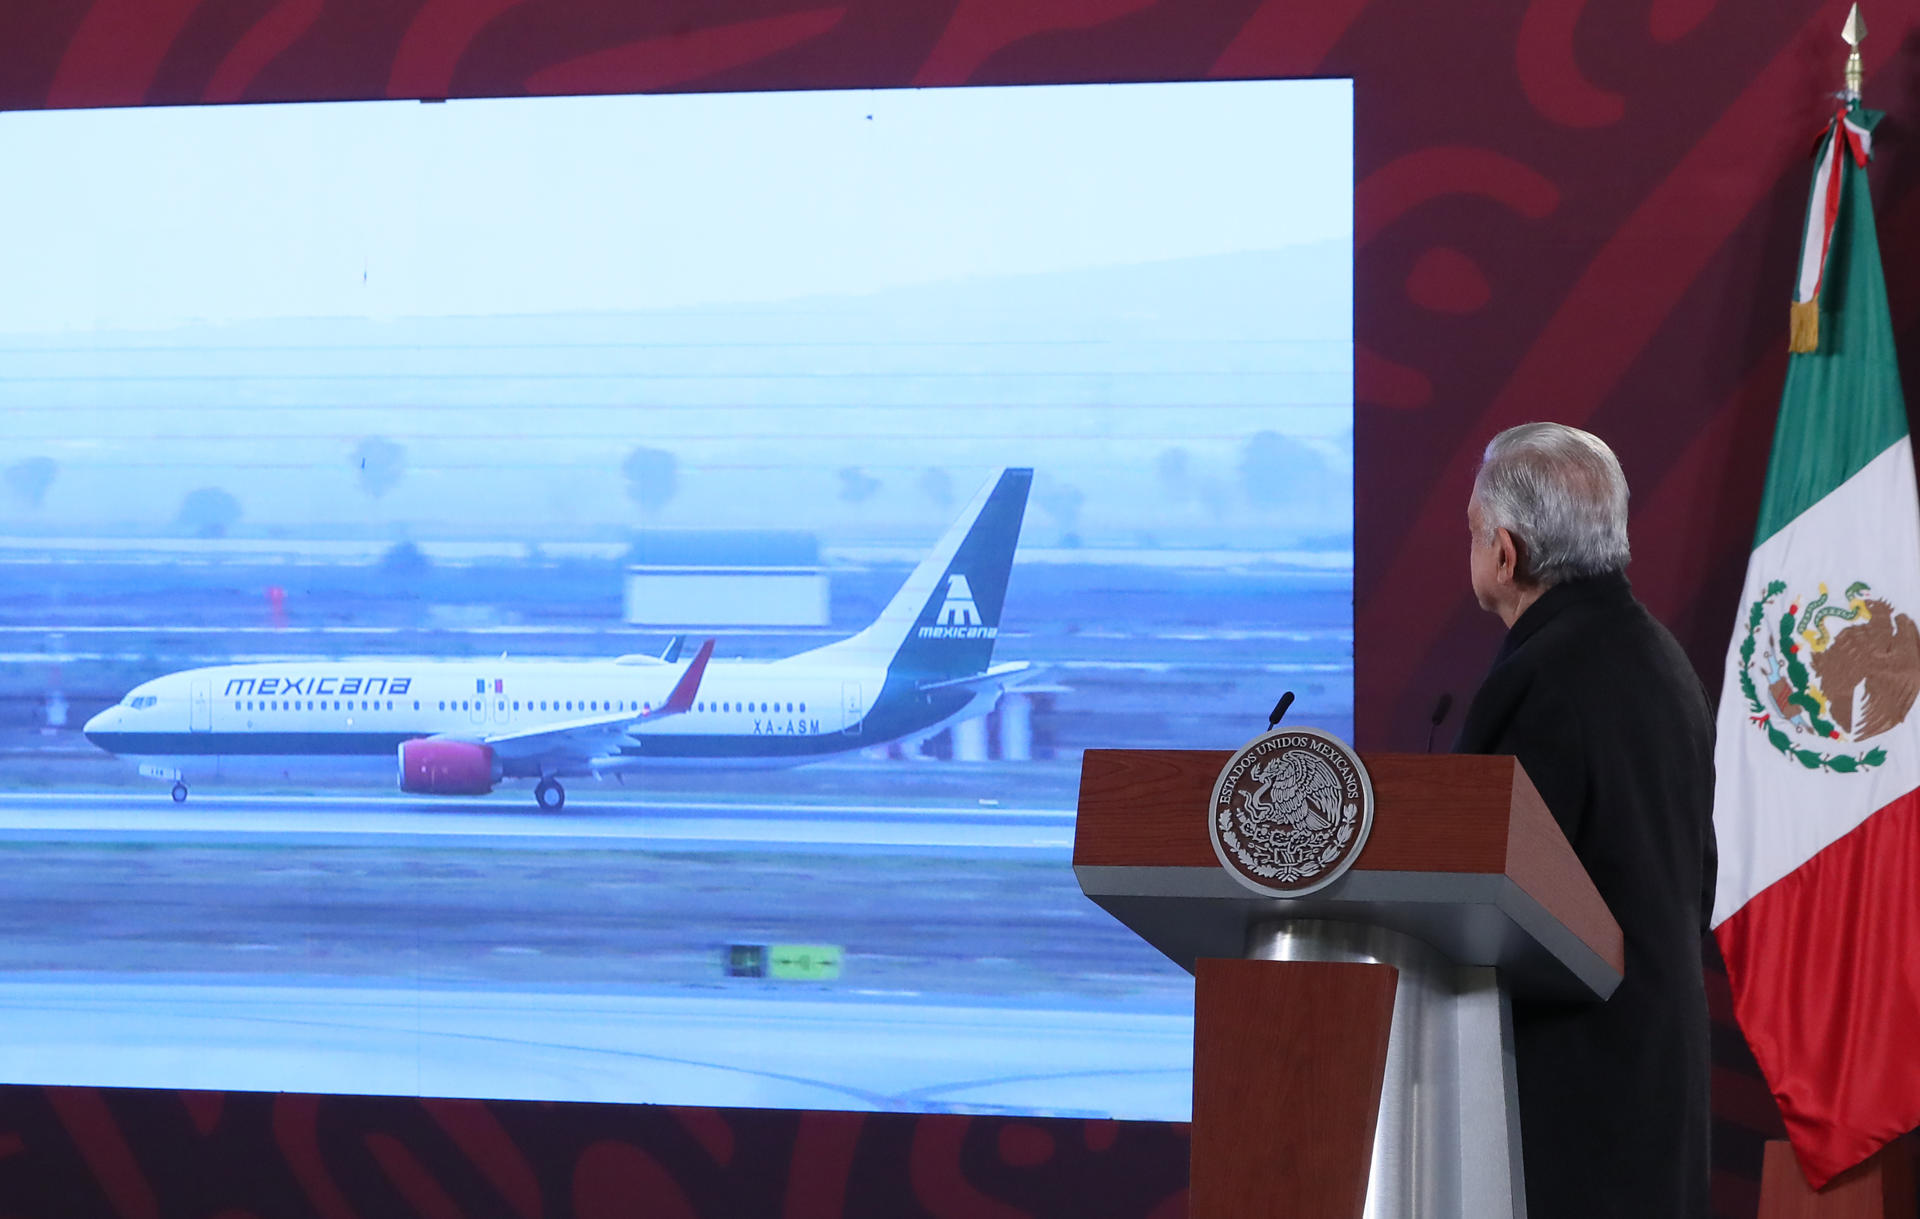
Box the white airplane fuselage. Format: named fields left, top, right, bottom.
left=84, top=652, right=917, bottom=782
left=83, top=468, right=1034, bottom=805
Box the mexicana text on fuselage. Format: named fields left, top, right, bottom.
left=224, top=675, right=413, bottom=697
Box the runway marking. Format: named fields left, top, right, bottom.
left=0, top=791, right=1073, bottom=819
left=0, top=791, right=1076, bottom=851
left=0, top=979, right=1195, bottom=1118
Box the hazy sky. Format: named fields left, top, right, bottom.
left=0, top=81, right=1352, bottom=540
left=0, top=80, right=1350, bottom=331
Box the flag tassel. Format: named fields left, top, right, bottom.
left=1790, top=298, right=1821, bottom=353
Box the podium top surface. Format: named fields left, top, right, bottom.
left=1074, top=750, right=1624, bottom=1001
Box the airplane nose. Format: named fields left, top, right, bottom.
left=83, top=706, right=118, bottom=750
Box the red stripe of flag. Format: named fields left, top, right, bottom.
left=1715, top=787, right=1920, bottom=1187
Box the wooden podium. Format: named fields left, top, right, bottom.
left=1074, top=749, right=1624, bottom=1219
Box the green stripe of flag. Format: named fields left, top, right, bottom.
left=1753, top=105, right=1909, bottom=548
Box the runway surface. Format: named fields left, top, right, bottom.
left=0, top=785, right=1193, bottom=1117
left=0, top=790, right=1076, bottom=853
left=0, top=979, right=1194, bottom=1118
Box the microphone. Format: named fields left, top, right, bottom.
left=1425, top=692, right=1454, bottom=753
left=1267, top=691, right=1295, bottom=730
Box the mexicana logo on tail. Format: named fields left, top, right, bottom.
left=813, top=468, right=1029, bottom=687
left=938, top=575, right=979, bottom=625
left=921, top=575, right=995, bottom=639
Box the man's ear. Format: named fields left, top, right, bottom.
left=1494, top=527, right=1522, bottom=583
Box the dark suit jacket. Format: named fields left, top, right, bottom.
left=1454, top=571, right=1717, bottom=1219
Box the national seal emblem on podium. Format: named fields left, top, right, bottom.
left=1209, top=727, right=1375, bottom=897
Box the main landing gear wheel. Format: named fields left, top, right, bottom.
left=171, top=782, right=188, bottom=804
left=534, top=778, right=566, bottom=811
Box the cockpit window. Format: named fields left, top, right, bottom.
left=125, top=695, right=157, bottom=709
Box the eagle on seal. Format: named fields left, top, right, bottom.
left=1243, top=751, right=1343, bottom=832
left=1811, top=598, right=1920, bottom=740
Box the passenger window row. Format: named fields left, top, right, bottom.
left=416, top=697, right=806, bottom=716
left=220, top=695, right=808, bottom=719
left=433, top=698, right=654, bottom=713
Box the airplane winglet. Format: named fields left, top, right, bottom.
left=654, top=638, right=715, bottom=715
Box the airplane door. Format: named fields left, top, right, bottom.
left=190, top=678, right=212, bottom=732
left=841, top=683, right=863, bottom=736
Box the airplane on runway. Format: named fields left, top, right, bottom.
left=84, top=469, right=1035, bottom=809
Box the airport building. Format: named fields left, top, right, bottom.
left=622, top=531, right=829, bottom=628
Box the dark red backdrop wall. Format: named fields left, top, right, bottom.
left=4, top=0, right=1906, bottom=1214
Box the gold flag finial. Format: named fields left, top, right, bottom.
left=1843, top=4, right=1866, bottom=98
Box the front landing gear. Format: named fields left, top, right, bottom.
left=171, top=781, right=189, bottom=804
left=534, top=777, right=566, bottom=811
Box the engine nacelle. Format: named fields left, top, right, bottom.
left=398, top=739, right=497, bottom=795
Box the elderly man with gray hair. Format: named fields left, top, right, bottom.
left=1455, top=422, right=1717, bottom=1219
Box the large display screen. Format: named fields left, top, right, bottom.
left=0, top=80, right=1352, bottom=1118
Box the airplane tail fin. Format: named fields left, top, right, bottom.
left=821, top=468, right=1032, bottom=682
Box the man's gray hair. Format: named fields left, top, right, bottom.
left=1472, top=422, right=1630, bottom=586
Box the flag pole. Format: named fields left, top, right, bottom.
left=1787, top=5, right=1868, bottom=354
left=1842, top=3, right=1864, bottom=101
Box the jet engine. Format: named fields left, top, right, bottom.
left=398, top=739, right=497, bottom=795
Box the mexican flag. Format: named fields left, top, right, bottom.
left=1713, top=100, right=1920, bottom=1188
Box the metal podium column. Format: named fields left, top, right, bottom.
left=1246, top=920, right=1527, bottom=1219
